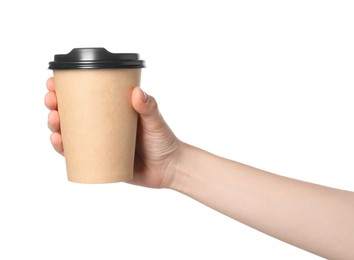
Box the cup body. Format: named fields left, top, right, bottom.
left=53, top=69, right=140, bottom=183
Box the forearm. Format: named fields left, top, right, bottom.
left=170, top=143, right=354, bottom=259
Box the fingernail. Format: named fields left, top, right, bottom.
left=142, top=89, right=149, bottom=103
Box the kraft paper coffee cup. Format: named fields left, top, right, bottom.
left=49, top=48, right=145, bottom=183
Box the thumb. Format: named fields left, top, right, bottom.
left=131, top=87, right=165, bottom=130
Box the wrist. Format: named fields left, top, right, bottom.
left=166, top=142, right=205, bottom=192
left=163, top=142, right=191, bottom=190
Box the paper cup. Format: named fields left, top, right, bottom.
left=49, top=48, right=145, bottom=183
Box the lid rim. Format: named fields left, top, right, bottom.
left=49, top=62, right=145, bottom=70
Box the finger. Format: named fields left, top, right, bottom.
left=45, top=91, right=58, bottom=110
left=46, top=77, right=55, bottom=91
left=48, top=110, right=60, bottom=133
left=50, top=132, right=64, bottom=155
left=131, top=87, right=165, bottom=130
left=131, top=87, right=160, bottom=117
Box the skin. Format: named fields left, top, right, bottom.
left=45, top=77, right=354, bottom=259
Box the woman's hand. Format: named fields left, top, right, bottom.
left=45, top=77, right=181, bottom=188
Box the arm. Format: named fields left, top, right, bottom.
left=46, top=80, right=354, bottom=259
left=169, top=143, right=354, bottom=259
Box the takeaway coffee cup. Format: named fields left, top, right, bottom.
left=49, top=48, right=145, bottom=183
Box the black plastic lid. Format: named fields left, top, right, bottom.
left=48, top=48, right=145, bottom=70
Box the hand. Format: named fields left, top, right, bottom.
left=45, top=77, right=181, bottom=188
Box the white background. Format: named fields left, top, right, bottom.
left=0, top=0, right=353, bottom=259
